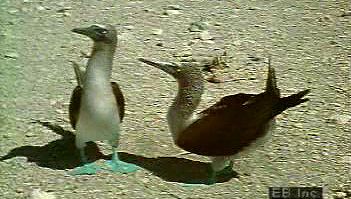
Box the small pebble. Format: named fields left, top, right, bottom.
left=188, top=20, right=209, bottom=32
left=297, top=148, right=305, bottom=152
left=248, top=56, right=261, bottom=61
left=16, top=188, right=24, bottom=193
left=334, top=191, right=347, bottom=199
left=36, top=6, right=46, bottom=11
left=151, top=29, right=163, bottom=35
left=206, top=75, right=223, bottom=83
left=49, top=100, right=58, bottom=106
left=167, top=5, right=182, bottom=10
left=329, top=114, right=351, bottom=125
left=343, top=156, right=351, bottom=164
left=63, top=12, right=71, bottom=17
left=55, top=109, right=64, bottom=114
left=124, top=25, right=135, bottom=30
left=30, top=189, right=56, bottom=199
left=164, top=10, right=182, bottom=15
left=202, top=40, right=215, bottom=44
left=318, top=15, right=333, bottom=22
left=141, top=177, right=150, bottom=184
left=174, top=50, right=192, bottom=57
left=21, top=7, right=29, bottom=13
left=214, top=22, right=223, bottom=26
left=57, top=7, right=72, bottom=13
left=8, top=9, right=19, bottom=14
left=292, top=122, right=304, bottom=128
left=143, top=8, right=155, bottom=13
left=4, top=52, right=19, bottom=59
left=340, top=11, right=351, bottom=17
left=247, top=6, right=261, bottom=10
left=199, top=31, right=213, bottom=40
left=25, top=131, right=36, bottom=137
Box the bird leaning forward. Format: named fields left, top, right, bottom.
left=139, top=57, right=310, bottom=184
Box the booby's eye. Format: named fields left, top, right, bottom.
left=98, top=29, right=107, bottom=34
left=91, top=25, right=108, bottom=35
left=95, top=28, right=107, bottom=35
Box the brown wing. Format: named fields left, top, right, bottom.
left=111, top=82, right=125, bottom=122
left=68, top=82, right=125, bottom=129
left=198, top=93, right=256, bottom=117
left=176, top=92, right=276, bottom=156
left=69, top=86, right=82, bottom=129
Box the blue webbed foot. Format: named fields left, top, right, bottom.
left=69, top=162, right=101, bottom=175
left=105, top=148, right=139, bottom=173
left=106, top=159, right=139, bottom=173
left=69, top=148, right=101, bottom=175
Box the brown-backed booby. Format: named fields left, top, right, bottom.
left=68, top=24, right=138, bottom=175
left=139, top=57, right=309, bottom=183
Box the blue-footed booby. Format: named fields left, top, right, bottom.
left=139, top=57, right=309, bottom=184
left=68, top=24, right=138, bottom=175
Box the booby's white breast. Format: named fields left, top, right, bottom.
left=75, top=83, right=120, bottom=148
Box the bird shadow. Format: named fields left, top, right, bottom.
left=0, top=120, right=237, bottom=184
left=118, top=152, right=238, bottom=184
left=0, top=120, right=106, bottom=169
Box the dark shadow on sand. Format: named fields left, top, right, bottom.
left=119, top=152, right=238, bottom=184
left=0, top=120, right=237, bottom=184
left=0, top=120, right=107, bottom=169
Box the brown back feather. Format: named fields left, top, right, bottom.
left=176, top=89, right=309, bottom=156
left=176, top=92, right=277, bottom=156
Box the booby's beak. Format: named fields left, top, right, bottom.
left=138, top=58, right=179, bottom=76
left=72, top=27, right=94, bottom=37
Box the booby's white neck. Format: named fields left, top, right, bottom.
left=83, top=42, right=116, bottom=89
left=167, top=70, right=204, bottom=141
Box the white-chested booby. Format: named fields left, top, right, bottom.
left=139, top=57, right=309, bottom=183
left=68, top=24, right=138, bottom=175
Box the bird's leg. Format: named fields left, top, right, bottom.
left=207, top=161, right=235, bottom=185
left=180, top=158, right=235, bottom=186
left=105, top=141, right=139, bottom=173
left=69, top=145, right=101, bottom=175
left=79, top=148, right=88, bottom=163
left=207, top=157, right=235, bottom=184
left=214, top=160, right=234, bottom=176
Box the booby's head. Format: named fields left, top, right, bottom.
left=138, top=58, right=203, bottom=84
left=138, top=58, right=205, bottom=138
left=72, top=24, right=117, bottom=44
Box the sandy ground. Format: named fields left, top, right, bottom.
left=0, top=0, right=350, bottom=198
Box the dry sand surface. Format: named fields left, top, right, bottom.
left=0, top=0, right=350, bottom=198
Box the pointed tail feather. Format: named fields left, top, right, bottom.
left=274, top=89, right=310, bottom=115
left=71, top=61, right=85, bottom=87
left=265, top=58, right=280, bottom=97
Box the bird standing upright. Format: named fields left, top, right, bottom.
left=68, top=24, right=138, bottom=175
left=139, top=57, right=310, bottom=184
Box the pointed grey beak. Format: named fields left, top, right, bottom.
left=72, top=27, right=93, bottom=37
left=138, top=58, right=178, bottom=75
